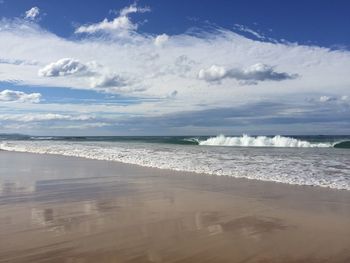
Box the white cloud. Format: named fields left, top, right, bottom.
left=198, top=65, right=227, bottom=82
left=25, top=7, right=40, bottom=20
left=198, top=63, right=297, bottom=84
left=90, top=73, right=146, bottom=94
left=91, top=74, right=126, bottom=88
left=1, top=17, right=349, bottom=102
left=0, top=113, right=93, bottom=122
left=0, top=113, right=109, bottom=131
left=76, top=16, right=136, bottom=34
left=0, top=89, right=41, bottom=103
left=154, top=34, right=169, bottom=47
left=233, top=24, right=265, bottom=40
left=119, top=4, right=150, bottom=16
left=319, top=95, right=349, bottom=103
left=3, top=121, right=111, bottom=130
left=0, top=58, right=38, bottom=66
left=0, top=4, right=350, bottom=134
left=319, top=95, right=336, bottom=102
left=38, top=58, right=89, bottom=77
left=55, top=122, right=110, bottom=129
left=75, top=4, right=150, bottom=34
left=38, top=58, right=140, bottom=94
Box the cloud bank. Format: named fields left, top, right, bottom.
left=0, top=113, right=92, bottom=122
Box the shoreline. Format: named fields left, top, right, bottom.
left=1, top=151, right=350, bottom=262
left=1, top=149, right=349, bottom=192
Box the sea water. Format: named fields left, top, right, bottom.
left=1, top=134, right=349, bottom=190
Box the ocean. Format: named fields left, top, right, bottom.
left=1, top=134, right=349, bottom=190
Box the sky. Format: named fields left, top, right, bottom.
left=0, top=0, right=349, bottom=135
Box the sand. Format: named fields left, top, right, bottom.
left=0, top=151, right=349, bottom=263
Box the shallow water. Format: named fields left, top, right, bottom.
left=1, top=138, right=350, bottom=190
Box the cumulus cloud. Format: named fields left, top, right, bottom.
left=25, top=7, right=40, bottom=20
left=91, top=74, right=146, bottom=93
left=198, top=63, right=298, bottom=84
left=198, top=65, right=227, bottom=82
left=234, top=63, right=298, bottom=84
left=76, top=16, right=135, bottom=34
left=38, top=58, right=90, bottom=77
left=38, top=58, right=139, bottom=94
left=154, top=34, right=169, bottom=47
left=75, top=3, right=150, bottom=34
left=90, top=74, right=126, bottom=88
left=0, top=89, right=41, bottom=103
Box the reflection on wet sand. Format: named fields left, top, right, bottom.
left=0, top=151, right=350, bottom=262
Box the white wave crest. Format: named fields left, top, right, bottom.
left=199, top=134, right=331, bottom=148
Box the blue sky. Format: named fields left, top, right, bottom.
left=0, top=0, right=349, bottom=135
left=2, top=0, right=350, bottom=47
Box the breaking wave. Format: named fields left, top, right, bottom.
left=1, top=134, right=349, bottom=148
left=198, top=134, right=332, bottom=148
left=333, top=140, right=350, bottom=149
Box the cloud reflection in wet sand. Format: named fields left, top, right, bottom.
left=0, top=152, right=350, bottom=262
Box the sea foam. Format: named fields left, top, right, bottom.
left=0, top=140, right=349, bottom=190
left=199, top=134, right=331, bottom=147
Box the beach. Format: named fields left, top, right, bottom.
left=0, top=151, right=349, bottom=262
left=1, top=0, right=350, bottom=261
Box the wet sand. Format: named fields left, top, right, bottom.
left=0, top=151, right=350, bottom=263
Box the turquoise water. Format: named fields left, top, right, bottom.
left=1, top=134, right=350, bottom=148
